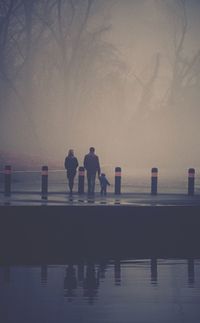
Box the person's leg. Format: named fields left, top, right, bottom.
left=69, top=175, right=74, bottom=193
left=90, top=173, right=96, bottom=194
left=87, top=173, right=91, bottom=194
left=67, top=172, right=70, bottom=192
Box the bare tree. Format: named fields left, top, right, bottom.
left=0, top=0, right=124, bottom=149
left=0, top=0, right=22, bottom=103
left=137, top=53, right=160, bottom=118
left=163, top=0, right=200, bottom=108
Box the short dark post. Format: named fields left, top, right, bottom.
left=115, top=167, right=121, bottom=194
left=4, top=165, right=12, bottom=197
left=78, top=166, right=85, bottom=194
left=41, top=165, right=48, bottom=199
left=151, top=167, right=158, bottom=195
left=188, top=168, right=195, bottom=196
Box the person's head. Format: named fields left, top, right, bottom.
left=89, top=147, right=95, bottom=154
left=68, top=149, right=74, bottom=156
left=101, top=173, right=105, bottom=177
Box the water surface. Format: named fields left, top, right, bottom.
left=0, top=259, right=200, bottom=323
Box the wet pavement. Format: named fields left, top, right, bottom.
left=1, top=191, right=200, bottom=206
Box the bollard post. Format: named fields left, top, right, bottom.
left=41, top=165, right=48, bottom=199
left=78, top=166, right=85, bottom=194
left=188, top=168, right=195, bottom=196
left=151, top=167, right=158, bottom=195
left=115, top=167, right=121, bottom=194
left=4, top=165, right=12, bottom=197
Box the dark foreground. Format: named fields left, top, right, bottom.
left=1, top=206, right=200, bottom=323
left=0, top=206, right=200, bottom=264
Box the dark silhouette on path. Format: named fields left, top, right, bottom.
left=99, top=173, right=110, bottom=195
left=64, top=149, right=78, bottom=194
left=84, top=147, right=100, bottom=195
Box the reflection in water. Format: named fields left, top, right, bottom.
left=77, top=263, right=84, bottom=283
left=98, top=261, right=108, bottom=280
left=87, top=197, right=95, bottom=204
left=68, top=196, right=74, bottom=204
left=114, top=260, right=121, bottom=285
left=1, top=259, right=200, bottom=323
left=188, top=259, right=195, bottom=286
left=41, top=199, right=48, bottom=206
left=64, top=265, right=77, bottom=301
left=150, top=258, right=158, bottom=285
left=78, top=199, right=84, bottom=203
left=114, top=199, right=121, bottom=205
left=100, top=200, right=107, bottom=205
left=83, top=263, right=99, bottom=304
left=41, top=265, right=48, bottom=286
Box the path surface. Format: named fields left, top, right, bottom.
left=1, top=191, right=200, bottom=206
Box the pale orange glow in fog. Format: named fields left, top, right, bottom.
left=1, top=0, right=200, bottom=175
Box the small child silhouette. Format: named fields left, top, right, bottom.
left=99, top=173, right=110, bottom=195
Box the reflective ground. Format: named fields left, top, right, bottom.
left=0, top=259, right=200, bottom=323
left=1, top=171, right=200, bottom=206
left=1, top=172, right=200, bottom=322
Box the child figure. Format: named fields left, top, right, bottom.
left=99, top=173, right=110, bottom=195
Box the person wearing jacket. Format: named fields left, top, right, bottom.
left=64, top=149, right=79, bottom=194
left=99, top=173, right=110, bottom=195
left=83, top=147, right=101, bottom=195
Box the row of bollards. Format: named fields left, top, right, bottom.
left=3, top=165, right=196, bottom=199
left=150, top=167, right=195, bottom=196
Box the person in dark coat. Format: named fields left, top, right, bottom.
left=99, top=173, right=110, bottom=195
left=83, top=147, right=101, bottom=195
left=64, top=149, right=78, bottom=194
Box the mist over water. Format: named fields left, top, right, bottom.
left=1, top=0, right=200, bottom=173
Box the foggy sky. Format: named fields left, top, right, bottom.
left=1, top=0, right=200, bottom=173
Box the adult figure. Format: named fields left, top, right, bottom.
left=84, top=147, right=101, bottom=195
left=64, top=149, right=78, bottom=194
